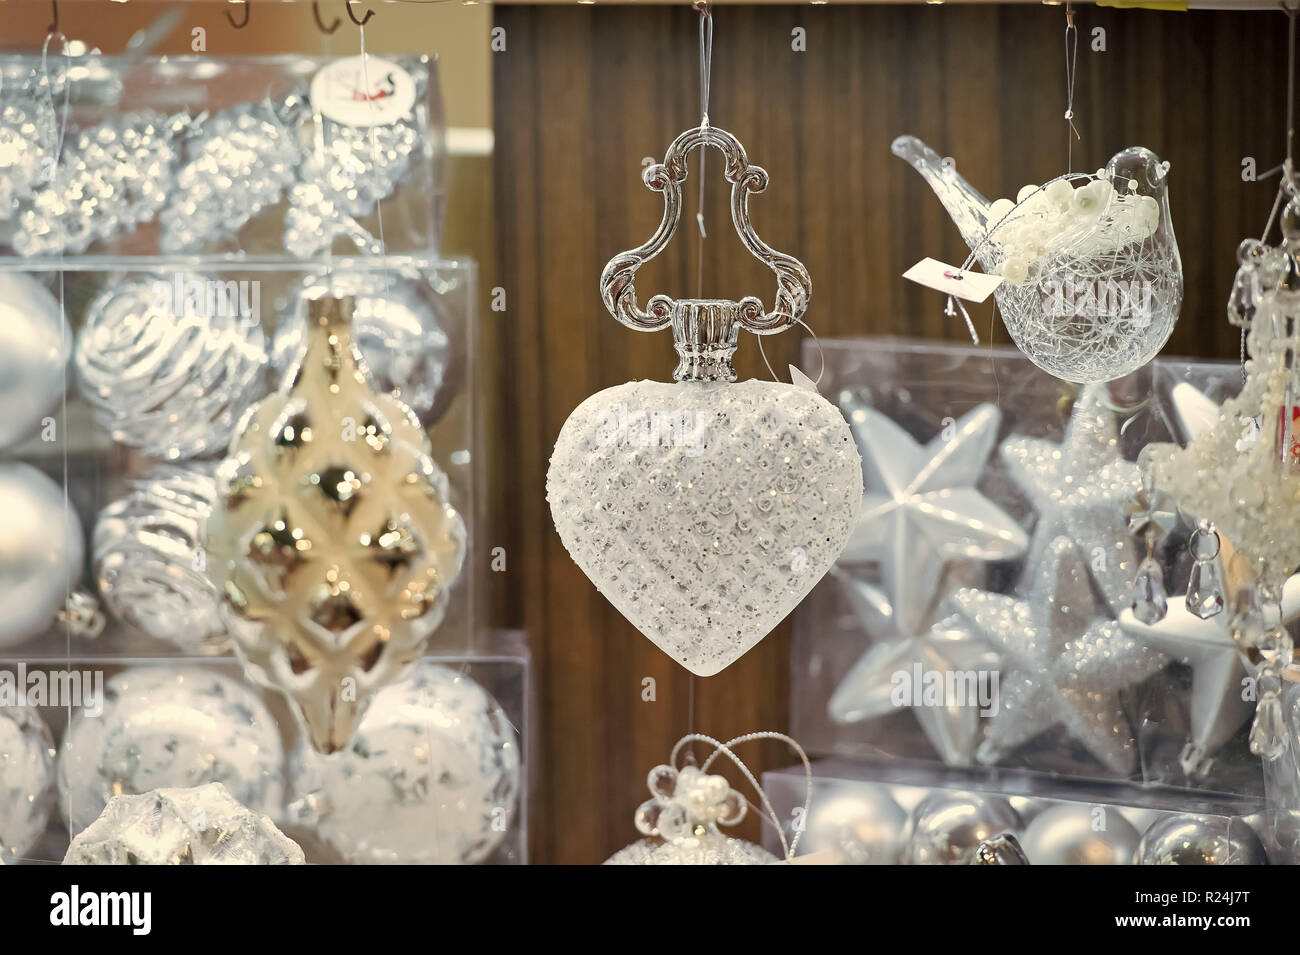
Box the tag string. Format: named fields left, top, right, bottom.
left=1064, top=2, right=1081, bottom=171
left=671, top=731, right=813, bottom=861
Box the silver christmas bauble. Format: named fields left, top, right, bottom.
left=1019, top=803, right=1140, bottom=865
left=0, top=273, right=69, bottom=449
left=289, top=662, right=520, bottom=865
left=0, top=705, right=56, bottom=862
left=0, top=462, right=84, bottom=649
left=93, top=464, right=227, bottom=654
left=604, top=834, right=778, bottom=865
left=902, top=792, right=1023, bottom=865
left=1134, top=814, right=1268, bottom=865
left=64, top=783, right=304, bottom=866
left=74, top=273, right=268, bottom=461
left=799, top=787, right=906, bottom=864
left=58, top=667, right=284, bottom=836
left=271, top=271, right=452, bottom=423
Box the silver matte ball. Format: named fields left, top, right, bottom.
left=800, top=787, right=906, bottom=864
left=0, top=273, right=69, bottom=449
left=1020, top=803, right=1140, bottom=865
left=0, top=462, right=84, bottom=649
left=1135, top=814, right=1268, bottom=865
left=902, top=792, right=1022, bottom=865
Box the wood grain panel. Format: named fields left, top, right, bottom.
left=491, top=3, right=1289, bottom=864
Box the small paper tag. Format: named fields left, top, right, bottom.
left=903, top=258, right=1003, bottom=303
left=788, top=365, right=818, bottom=393
left=311, top=56, right=416, bottom=127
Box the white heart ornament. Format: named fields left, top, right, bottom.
left=547, top=377, right=862, bottom=675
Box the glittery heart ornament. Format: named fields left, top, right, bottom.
left=205, top=293, right=466, bottom=753
left=547, top=125, right=862, bottom=676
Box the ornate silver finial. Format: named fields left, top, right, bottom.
left=599, top=124, right=811, bottom=382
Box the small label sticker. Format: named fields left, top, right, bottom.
left=311, top=56, right=416, bottom=127
left=903, top=258, right=1003, bottom=303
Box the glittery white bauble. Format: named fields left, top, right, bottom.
left=0, top=462, right=84, bottom=649
left=0, top=706, right=56, bottom=862
left=93, top=464, right=227, bottom=654
left=902, top=792, right=1022, bottom=864
left=271, top=271, right=452, bottom=422
left=289, top=661, right=520, bottom=864
left=1134, top=814, right=1268, bottom=865
left=64, top=783, right=304, bottom=866
left=57, top=667, right=284, bottom=836
left=0, top=68, right=56, bottom=215
left=604, top=834, right=778, bottom=865
left=548, top=378, right=862, bottom=676
left=74, top=274, right=268, bottom=461
left=1019, top=803, right=1140, bottom=865
left=0, top=273, right=70, bottom=449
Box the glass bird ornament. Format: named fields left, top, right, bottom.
left=547, top=123, right=863, bottom=676
left=204, top=293, right=466, bottom=753
left=894, top=136, right=1182, bottom=384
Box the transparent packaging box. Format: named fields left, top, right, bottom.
left=791, top=337, right=1263, bottom=798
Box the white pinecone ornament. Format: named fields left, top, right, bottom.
left=548, top=125, right=862, bottom=676
left=205, top=293, right=466, bottom=753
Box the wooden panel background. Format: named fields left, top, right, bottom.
left=487, top=2, right=1289, bottom=864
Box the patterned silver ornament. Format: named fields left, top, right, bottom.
left=0, top=66, right=57, bottom=215
left=64, top=783, right=304, bottom=866
left=57, top=666, right=284, bottom=836
left=288, top=661, right=519, bottom=865
left=0, top=462, right=85, bottom=650
left=949, top=535, right=1169, bottom=774
left=1134, top=814, right=1268, bottom=865
left=0, top=705, right=56, bottom=862
left=93, top=464, right=227, bottom=654
left=271, top=271, right=451, bottom=422
left=284, top=118, right=419, bottom=259
left=0, top=272, right=70, bottom=450
left=1019, top=803, right=1140, bottom=865
left=159, top=99, right=301, bottom=253
left=16, top=111, right=188, bottom=257
left=902, top=792, right=1023, bottom=865
left=74, top=273, right=268, bottom=460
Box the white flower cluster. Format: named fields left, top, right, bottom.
left=983, top=174, right=1161, bottom=285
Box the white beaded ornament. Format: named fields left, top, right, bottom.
left=548, top=124, right=862, bottom=676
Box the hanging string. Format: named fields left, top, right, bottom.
left=1063, top=3, right=1081, bottom=171
left=671, top=732, right=813, bottom=861
left=693, top=1, right=712, bottom=299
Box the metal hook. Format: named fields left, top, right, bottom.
left=225, top=0, right=250, bottom=29
left=47, top=0, right=58, bottom=36
left=312, top=1, right=340, bottom=33
left=345, top=1, right=374, bottom=27
left=1065, top=1, right=1076, bottom=29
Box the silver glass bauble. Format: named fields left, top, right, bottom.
left=1134, top=814, right=1268, bottom=865
left=902, top=792, right=1023, bottom=865
left=93, top=464, right=227, bottom=654
left=57, top=667, right=284, bottom=836
left=271, top=271, right=453, bottom=423
left=288, top=661, right=520, bottom=864
left=75, top=273, right=268, bottom=461
left=63, top=783, right=304, bottom=865
left=799, top=786, right=906, bottom=864
left=1019, top=803, right=1140, bottom=865
left=0, top=462, right=84, bottom=650
left=0, top=705, right=56, bottom=862
left=0, top=273, right=70, bottom=449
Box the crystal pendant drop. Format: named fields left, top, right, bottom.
left=1131, top=556, right=1169, bottom=624
left=1186, top=557, right=1227, bottom=619
left=1230, top=586, right=1264, bottom=645
left=1250, top=691, right=1288, bottom=761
